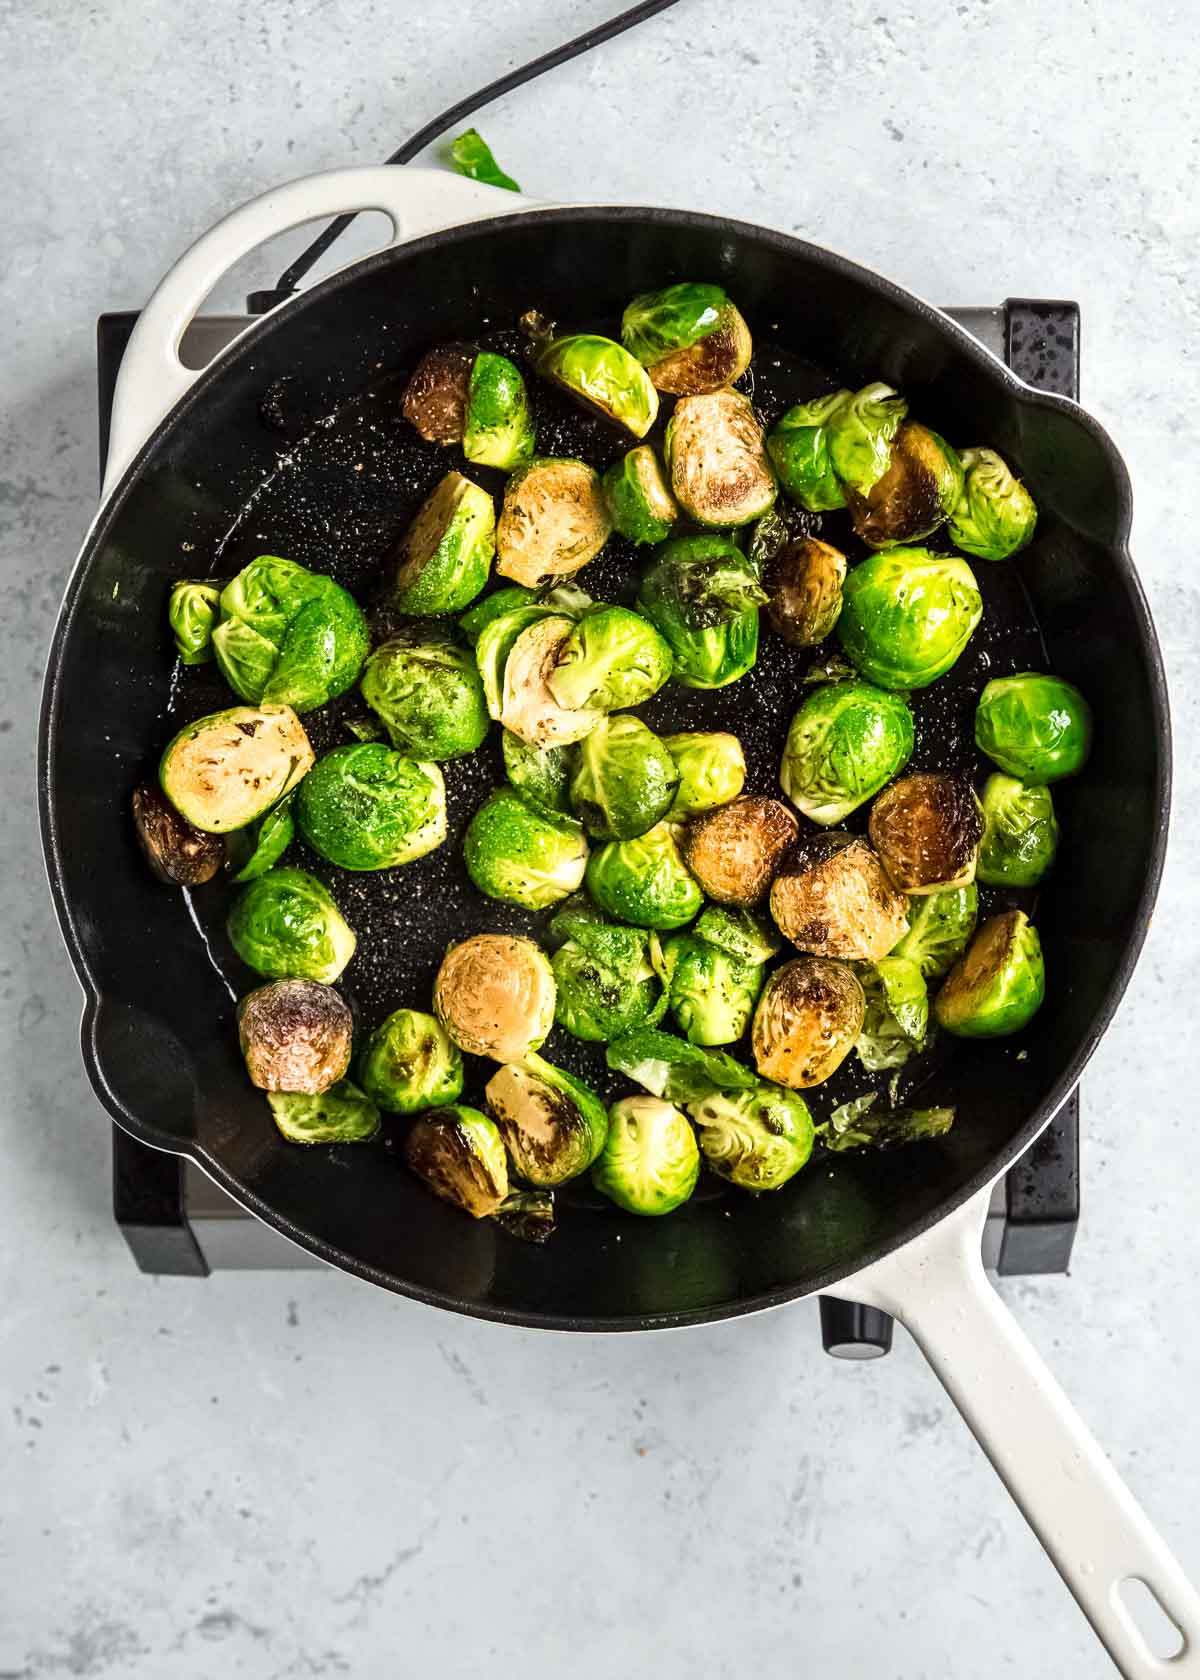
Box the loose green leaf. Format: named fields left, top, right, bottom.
left=446, top=128, right=520, bottom=193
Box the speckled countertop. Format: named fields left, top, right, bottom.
left=2, top=2, right=1198, bottom=1675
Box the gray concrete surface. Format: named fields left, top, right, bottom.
left=2, top=1, right=1198, bottom=1673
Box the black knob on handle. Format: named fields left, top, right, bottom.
left=819, top=1297, right=894, bottom=1360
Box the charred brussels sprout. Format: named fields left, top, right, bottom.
left=498, top=616, right=603, bottom=749
left=485, top=1056, right=608, bottom=1186
left=159, top=703, right=314, bottom=834
left=230, top=798, right=295, bottom=883
left=780, top=680, right=914, bottom=826
left=591, top=1096, right=699, bottom=1216
left=602, top=446, right=679, bottom=544
left=537, top=334, right=659, bottom=438
left=606, top=1026, right=756, bottom=1102
left=496, top=458, right=612, bottom=587
left=949, top=447, right=1038, bottom=560
left=401, top=342, right=474, bottom=443
left=764, top=536, right=847, bottom=647
left=547, top=605, right=673, bottom=713
left=662, top=906, right=777, bottom=1046
left=227, top=867, right=356, bottom=983
left=827, top=382, right=908, bottom=498
left=846, top=421, right=963, bottom=548
left=977, top=773, right=1058, bottom=887
left=769, top=833, right=909, bottom=961
left=464, top=788, right=588, bottom=909
left=663, top=732, right=746, bottom=818
left=682, top=796, right=798, bottom=909
left=132, top=783, right=226, bottom=884
left=890, top=884, right=978, bottom=980
left=211, top=556, right=369, bottom=713
left=570, top=716, right=679, bottom=841
left=855, top=956, right=929, bottom=1072
left=237, top=979, right=353, bottom=1093
left=168, top=581, right=220, bottom=665
left=547, top=899, right=667, bottom=1042
left=358, top=1007, right=464, bottom=1114
left=839, top=548, right=982, bottom=690
left=688, top=1083, right=814, bottom=1191
left=752, top=957, right=865, bottom=1089
left=404, top=1105, right=509, bottom=1218
left=620, top=282, right=753, bottom=395
left=435, top=934, right=557, bottom=1062
left=268, top=1081, right=380, bottom=1146
left=766, top=391, right=851, bottom=511
left=664, top=390, right=776, bottom=527
left=295, top=745, right=446, bottom=871
left=501, top=730, right=574, bottom=817
left=587, top=822, right=703, bottom=930
left=975, top=673, right=1092, bottom=784
left=393, top=471, right=495, bottom=614
left=636, top=535, right=764, bottom=689
left=869, top=772, right=984, bottom=894
left=934, top=909, right=1045, bottom=1038
left=462, top=351, right=535, bottom=470
left=360, top=635, right=489, bottom=760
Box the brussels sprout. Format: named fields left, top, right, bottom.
left=817, top=1093, right=954, bottom=1153
left=212, top=556, right=369, bottom=712
left=752, top=957, right=865, bottom=1089
left=360, top=634, right=489, bottom=761
left=131, top=783, right=226, bottom=884
left=838, top=548, right=982, bottom=690
left=763, top=537, right=847, bottom=647
left=768, top=833, right=908, bottom=961
left=404, top=1104, right=509, bottom=1218
left=682, top=796, right=798, bottom=908
left=586, top=822, right=703, bottom=930
left=498, top=616, right=606, bottom=750
left=766, top=391, right=851, bottom=511
left=591, top=1095, right=699, bottom=1216
left=846, top=421, right=964, bottom=548
left=464, top=788, right=588, bottom=909
left=620, top=282, right=753, bottom=395
left=547, top=605, right=674, bottom=713
left=948, top=447, right=1038, bottom=560
left=230, top=798, right=295, bottom=882
left=237, top=979, right=353, bottom=1093
left=662, top=732, right=746, bottom=818
left=168, top=580, right=220, bottom=665
left=434, top=933, right=557, bottom=1062
left=475, top=602, right=558, bottom=717
left=358, top=1007, right=464, bottom=1114
left=569, top=716, right=679, bottom=841
left=607, top=1025, right=756, bottom=1102
left=780, top=680, right=914, bottom=826
left=547, top=898, right=668, bottom=1043
left=855, top=956, right=929, bottom=1072
left=934, top=909, right=1045, bottom=1038
left=485, top=1056, right=608, bottom=1186
left=664, top=390, right=776, bottom=527
left=661, top=907, right=772, bottom=1045
left=446, top=127, right=520, bottom=193
left=977, top=773, right=1059, bottom=887
left=268, top=1081, right=381, bottom=1146
left=869, top=772, right=984, bottom=894
left=462, top=351, right=535, bottom=470
left=501, top=730, right=574, bottom=817
left=827, top=382, right=908, bottom=498
left=974, top=673, right=1092, bottom=784
left=537, top=335, right=659, bottom=439
left=392, top=472, right=496, bottom=615
left=159, top=703, right=314, bottom=834
left=295, top=745, right=446, bottom=871
left=602, top=447, right=679, bottom=544
left=401, top=342, right=474, bottom=444
left=636, top=535, right=764, bottom=689
left=889, top=884, right=978, bottom=980
left=227, top=867, right=356, bottom=983
left=687, top=1082, right=815, bottom=1191
left=496, top=458, right=612, bottom=587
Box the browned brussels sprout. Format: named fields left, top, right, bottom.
left=665, top=390, right=777, bottom=527
left=769, top=834, right=909, bottom=961
left=682, top=796, right=799, bottom=907
left=434, top=933, right=557, bottom=1063
left=763, top=536, right=847, bottom=646
left=496, top=458, right=611, bottom=587
left=131, top=783, right=226, bottom=885
left=401, top=343, right=474, bottom=444
left=236, top=979, right=353, bottom=1094
left=844, top=421, right=964, bottom=548
left=934, top=910, right=1045, bottom=1038
left=752, top=957, right=866, bottom=1089
left=621, top=282, right=753, bottom=396
left=869, top=772, right=984, bottom=894
left=403, top=1105, right=509, bottom=1218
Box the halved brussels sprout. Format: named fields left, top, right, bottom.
left=237, top=978, right=353, bottom=1093
left=661, top=910, right=772, bottom=1046
left=230, top=798, right=295, bottom=882
left=401, top=343, right=474, bottom=443
left=974, top=673, right=1092, bottom=784
left=766, top=391, right=850, bottom=511
left=780, top=680, right=914, bottom=827
left=537, top=335, right=659, bottom=438
left=547, top=899, right=667, bottom=1043
left=838, top=548, right=982, bottom=690
left=591, top=1095, right=699, bottom=1216
left=498, top=616, right=604, bottom=748
left=889, top=884, right=978, bottom=980
left=636, top=535, right=764, bottom=689
left=159, top=703, right=314, bottom=834
left=948, top=447, right=1038, bottom=560
left=358, top=1007, right=464, bottom=1114
left=462, top=351, right=535, bottom=471
left=977, top=773, right=1058, bottom=887
left=496, top=458, right=612, bottom=587
left=547, top=605, right=674, bottom=713
left=602, top=446, right=679, bottom=544
left=434, top=933, right=556, bottom=1062
left=227, top=867, right=356, bottom=983
left=168, top=580, right=220, bottom=665
left=682, top=796, right=798, bottom=908
left=855, top=956, right=929, bottom=1072
left=404, top=1104, right=509, bottom=1218
left=212, top=556, right=369, bottom=713
left=664, top=390, right=776, bottom=527
left=295, top=745, right=446, bottom=871
left=934, top=909, right=1045, bottom=1038
left=393, top=471, right=496, bottom=614
left=268, top=1081, right=380, bottom=1146
left=768, top=833, right=908, bottom=961
left=827, top=382, right=908, bottom=498
left=620, top=282, right=753, bottom=395
left=607, top=1025, right=755, bottom=1102
left=687, top=1083, right=814, bottom=1191
left=845, top=421, right=963, bottom=548
left=132, top=783, right=226, bottom=884
left=464, top=788, right=588, bottom=908
left=475, top=602, right=560, bottom=718
left=763, top=537, right=847, bottom=647
left=501, top=730, right=574, bottom=818
left=360, top=634, right=489, bottom=761
left=570, top=716, right=679, bottom=841
left=587, top=822, right=703, bottom=930
left=485, top=1056, right=608, bottom=1186
left=662, top=732, right=746, bottom=818
left=817, top=1094, right=954, bottom=1153
left=869, top=772, right=984, bottom=894
left=752, top=957, right=865, bottom=1089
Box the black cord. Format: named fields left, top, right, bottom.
left=247, top=0, right=684, bottom=313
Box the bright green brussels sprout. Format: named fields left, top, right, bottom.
left=360, top=634, right=489, bottom=760
left=662, top=732, right=746, bottom=818
left=766, top=391, right=851, bottom=511
left=889, top=884, right=978, bottom=980
left=295, top=744, right=446, bottom=871
left=211, top=556, right=369, bottom=713
left=159, top=703, right=314, bottom=833
left=817, top=1092, right=955, bottom=1152
left=763, top=536, right=847, bottom=647
left=948, top=447, right=1038, bottom=560
left=496, top=458, right=612, bottom=587
left=827, top=382, right=908, bottom=498
left=838, top=548, right=982, bottom=689
left=435, top=934, right=557, bottom=1063
left=934, top=909, right=1045, bottom=1038
left=462, top=351, right=535, bottom=471
left=780, top=679, right=914, bottom=826
left=230, top=797, right=295, bottom=882
left=358, top=1007, right=464, bottom=1114
left=464, top=788, right=588, bottom=909
left=227, top=866, right=356, bottom=983
left=586, top=822, right=703, bottom=930
left=547, top=898, right=667, bottom=1043
left=268, top=1081, right=380, bottom=1145
left=569, top=716, right=679, bottom=840
left=846, top=421, right=963, bottom=548
left=591, top=1095, right=699, bottom=1216
left=501, top=730, right=574, bottom=817
left=977, top=773, right=1059, bottom=886
left=664, top=390, right=777, bottom=527
left=485, top=1055, right=608, bottom=1186
left=620, top=282, right=753, bottom=395
left=855, top=955, right=929, bottom=1072
left=168, top=580, right=220, bottom=665
left=974, top=673, right=1092, bottom=784
left=393, top=471, right=495, bottom=614
left=447, top=127, right=520, bottom=192
left=661, top=908, right=773, bottom=1047
left=403, top=1104, right=509, bottom=1218
left=602, top=446, right=679, bottom=544
left=687, top=1082, right=814, bottom=1191
left=637, top=535, right=765, bottom=689
left=606, top=1026, right=755, bottom=1102
left=537, top=334, right=659, bottom=438
left=547, top=605, right=674, bottom=713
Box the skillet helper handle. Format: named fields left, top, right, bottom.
left=838, top=1189, right=1200, bottom=1677
left=102, top=165, right=543, bottom=501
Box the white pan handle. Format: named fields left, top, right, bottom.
left=835, top=1187, right=1199, bottom=1674
left=102, top=166, right=544, bottom=501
